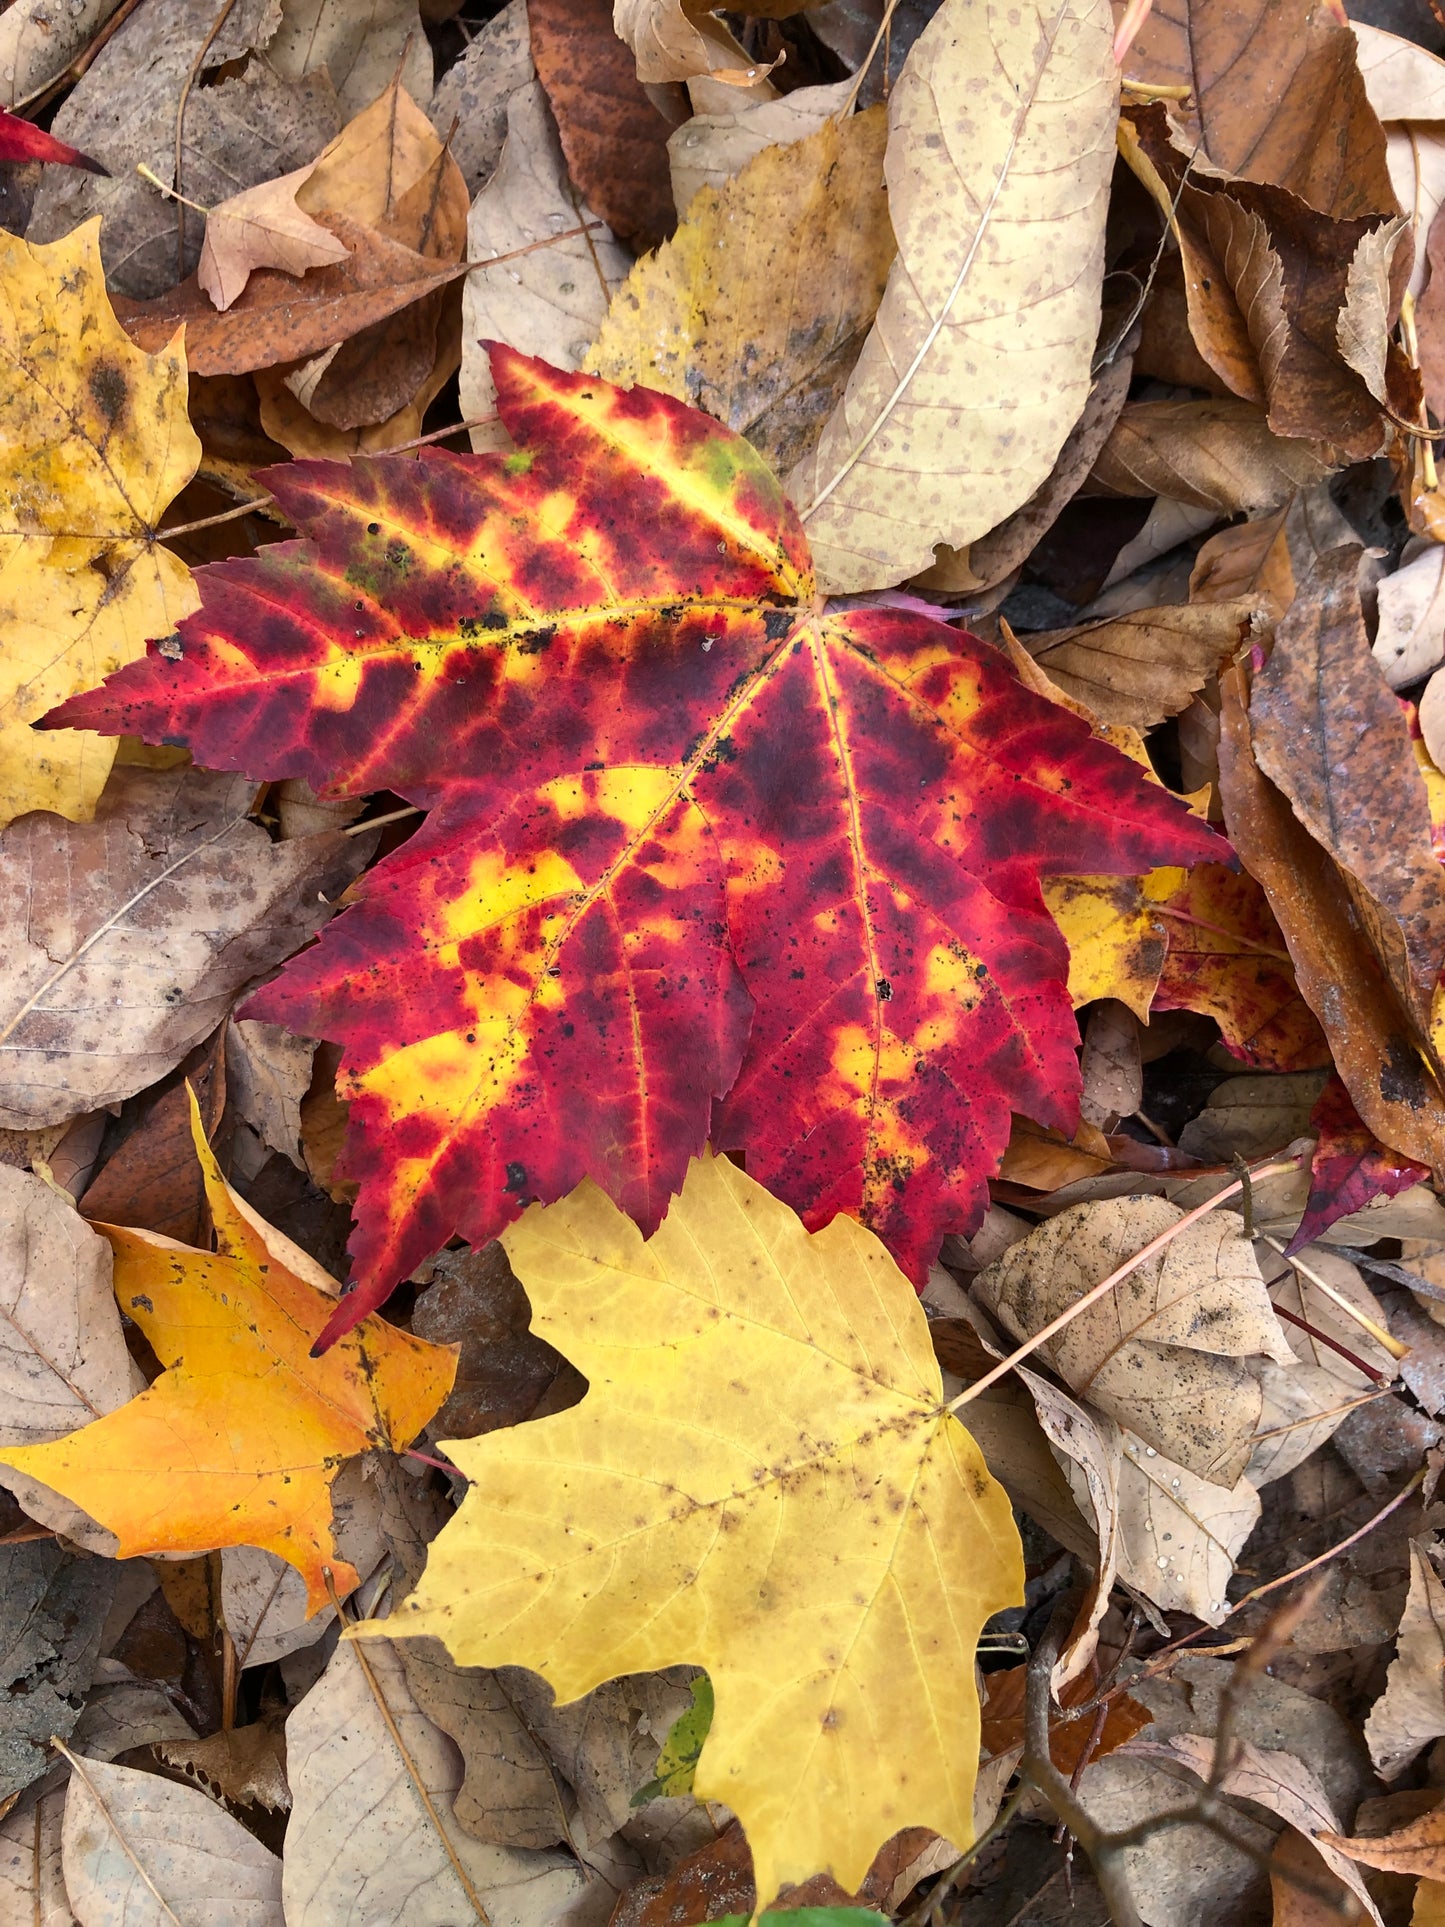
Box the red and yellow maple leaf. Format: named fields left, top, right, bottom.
left=52, top=350, right=1222, bottom=1343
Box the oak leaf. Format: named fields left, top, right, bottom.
left=53, top=349, right=1220, bottom=1344
left=371, top=1151, right=1025, bottom=1905
left=0, top=219, right=199, bottom=829
left=0, top=1094, right=455, bottom=1612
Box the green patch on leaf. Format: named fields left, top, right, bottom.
left=632, top=1673, right=713, bottom=1805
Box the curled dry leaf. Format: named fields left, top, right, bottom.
left=975, top=1196, right=1295, bottom=1485
left=613, top=0, right=774, bottom=86
left=1087, top=399, right=1334, bottom=517
left=197, top=162, right=350, bottom=311
left=0, top=220, right=198, bottom=829
left=375, top=1152, right=1023, bottom=1905
left=283, top=1638, right=585, bottom=1925
left=1251, top=547, right=1445, bottom=1077
left=1320, top=1796, right=1445, bottom=1880
left=1219, top=666, right=1445, bottom=1168
left=1352, top=22, right=1445, bottom=298
left=61, top=1753, right=283, bottom=1925
left=587, top=108, right=895, bottom=473
left=789, top=0, right=1118, bottom=591
left=0, top=767, right=370, bottom=1129
left=1374, top=541, right=1445, bottom=690
left=1018, top=600, right=1254, bottom=730
left=0, top=1096, right=455, bottom=1613
left=1124, top=0, right=1399, bottom=221
left=1365, top=1538, right=1445, bottom=1779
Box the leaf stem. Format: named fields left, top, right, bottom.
left=325, top=1570, right=492, bottom=1924
left=51, top=1737, right=184, bottom=1923
left=1262, top=1236, right=1409, bottom=1360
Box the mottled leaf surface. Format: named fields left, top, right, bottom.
left=55, top=349, right=1222, bottom=1341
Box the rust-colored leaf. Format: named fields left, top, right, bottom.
left=53, top=350, right=1221, bottom=1344
left=528, top=0, right=677, bottom=252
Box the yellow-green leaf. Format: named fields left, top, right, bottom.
left=586, top=109, right=895, bottom=473
left=366, top=1151, right=1023, bottom=1904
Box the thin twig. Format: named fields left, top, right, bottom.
left=326, top=1571, right=492, bottom=1923
left=51, top=1738, right=184, bottom=1923
left=1268, top=1302, right=1391, bottom=1385
left=343, top=805, right=424, bottom=837
left=949, top=1156, right=1300, bottom=1410
left=832, top=0, right=902, bottom=121
left=174, top=0, right=240, bottom=275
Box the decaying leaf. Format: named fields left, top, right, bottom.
left=613, top=0, right=772, bottom=85
left=975, top=1196, right=1295, bottom=1485
left=60, top=1753, right=284, bottom=1924
left=587, top=108, right=895, bottom=473
left=373, top=1152, right=1023, bottom=1905
left=0, top=767, right=370, bottom=1129
left=283, top=1637, right=585, bottom=1924
left=789, top=0, right=1118, bottom=590
left=0, top=1095, right=455, bottom=1612
left=0, top=1540, right=115, bottom=1802
left=1087, top=400, right=1334, bottom=517
left=197, top=162, right=350, bottom=311
left=0, top=220, right=198, bottom=828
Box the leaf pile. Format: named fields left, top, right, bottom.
left=6, top=0, right=1445, bottom=1922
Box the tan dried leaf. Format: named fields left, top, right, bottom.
left=667, top=77, right=851, bottom=212
left=1089, top=399, right=1333, bottom=515
left=789, top=0, right=1117, bottom=591
left=1365, top=1538, right=1445, bottom=1779
left=198, top=163, right=350, bottom=311
left=1020, top=600, right=1254, bottom=729
left=975, top=1197, right=1295, bottom=1484
left=613, top=0, right=774, bottom=85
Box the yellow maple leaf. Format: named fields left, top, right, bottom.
left=0, top=218, right=200, bottom=827
left=369, top=1151, right=1022, bottom=1904
left=0, top=1092, right=455, bottom=1610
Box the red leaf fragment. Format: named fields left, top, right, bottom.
left=0, top=109, right=107, bottom=174
left=1286, top=1071, right=1430, bottom=1254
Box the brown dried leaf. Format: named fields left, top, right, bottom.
left=530, top=0, right=675, bottom=250
left=114, top=217, right=466, bottom=378
left=1020, top=598, right=1255, bottom=728
left=975, top=1196, right=1294, bottom=1484
left=0, top=767, right=371, bottom=1129
left=1217, top=666, right=1445, bottom=1168
left=1089, top=399, right=1333, bottom=515
left=1124, top=0, right=1398, bottom=220
left=1251, top=546, right=1445, bottom=1048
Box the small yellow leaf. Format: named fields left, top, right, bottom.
left=368, top=1151, right=1022, bottom=1905
left=0, top=219, right=199, bottom=827
left=0, top=1091, right=455, bottom=1611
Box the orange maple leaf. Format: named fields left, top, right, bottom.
left=0, top=1091, right=455, bottom=1611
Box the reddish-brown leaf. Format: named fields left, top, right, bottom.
left=1286, top=1071, right=1431, bottom=1252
